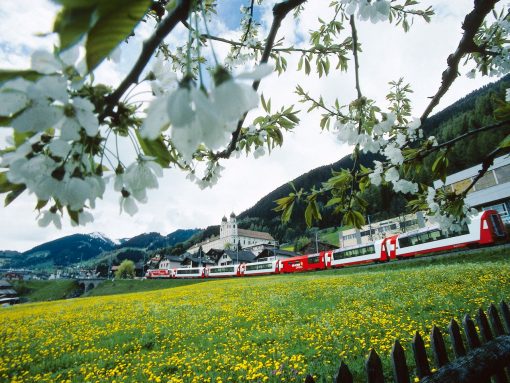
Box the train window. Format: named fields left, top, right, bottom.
left=245, top=262, right=272, bottom=271
left=489, top=214, right=506, bottom=237
left=398, top=225, right=470, bottom=248
left=495, top=164, right=510, bottom=183
left=210, top=267, right=235, bottom=273
left=308, top=256, right=320, bottom=264
left=177, top=268, right=200, bottom=275
left=333, top=245, right=375, bottom=260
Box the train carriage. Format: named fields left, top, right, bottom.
left=174, top=267, right=205, bottom=278
left=280, top=252, right=329, bottom=273
left=242, top=259, right=280, bottom=276
left=145, top=268, right=173, bottom=278
left=329, top=239, right=386, bottom=268
left=389, top=210, right=506, bottom=259
left=205, top=265, right=241, bottom=278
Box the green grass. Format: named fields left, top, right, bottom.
left=11, top=280, right=82, bottom=303
left=2, top=246, right=509, bottom=383
left=84, top=278, right=207, bottom=297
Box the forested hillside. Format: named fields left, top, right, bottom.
left=234, top=75, right=510, bottom=244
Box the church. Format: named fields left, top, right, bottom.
left=187, top=213, right=276, bottom=255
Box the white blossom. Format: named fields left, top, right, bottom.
left=335, top=121, right=358, bottom=145
left=383, top=142, right=404, bottom=165
left=426, top=187, right=439, bottom=213
left=31, top=50, right=62, bottom=74
left=368, top=161, right=383, bottom=186
left=48, top=139, right=72, bottom=158
left=391, top=179, right=418, bottom=194
left=38, top=210, right=62, bottom=229
left=254, top=146, right=265, bottom=159
left=71, top=211, right=94, bottom=226
left=120, top=195, right=138, bottom=216
left=140, top=95, right=171, bottom=140
left=384, top=166, right=400, bottom=183
left=150, top=56, right=178, bottom=96
left=0, top=91, right=29, bottom=117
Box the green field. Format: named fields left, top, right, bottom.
left=1, top=248, right=509, bottom=383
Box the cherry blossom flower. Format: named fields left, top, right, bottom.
left=368, top=161, right=383, bottom=186
left=38, top=209, right=62, bottom=229
left=383, top=142, right=404, bottom=165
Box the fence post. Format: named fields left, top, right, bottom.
left=463, top=314, right=482, bottom=350
left=448, top=319, right=467, bottom=358
left=391, top=340, right=410, bottom=383
left=430, top=326, right=449, bottom=368
left=412, top=331, right=431, bottom=379
left=500, top=300, right=510, bottom=334
left=334, top=361, right=353, bottom=383
left=366, top=348, right=385, bottom=383
left=476, top=308, right=494, bottom=343
left=488, top=303, right=506, bottom=337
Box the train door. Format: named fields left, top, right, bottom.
left=479, top=210, right=507, bottom=244
left=382, top=235, right=397, bottom=260
left=323, top=250, right=333, bottom=268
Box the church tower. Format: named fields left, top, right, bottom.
left=220, top=215, right=228, bottom=239
left=229, top=212, right=238, bottom=236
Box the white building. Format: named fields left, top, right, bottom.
left=187, top=213, right=277, bottom=254
left=433, top=155, right=510, bottom=223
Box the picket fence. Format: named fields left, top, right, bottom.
left=303, top=300, right=510, bottom=383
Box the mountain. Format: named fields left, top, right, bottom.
left=2, top=228, right=201, bottom=270
left=6, top=233, right=116, bottom=269
left=0, top=250, right=21, bottom=268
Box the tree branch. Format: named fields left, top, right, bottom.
left=100, top=0, right=193, bottom=121
left=211, top=0, right=307, bottom=161
left=420, top=0, right=499, bottom=122
left=233, top=0, right=256, bottom=59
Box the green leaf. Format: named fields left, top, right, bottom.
left=0, top=70, right=42, bottom=84
left=36, top=200, right=49, bottom=210
left=67, top=207, right=79, bottom=225
left=499, top=134, right=510, bottom=149
left=4, top=185, right=26, bottom=207
left=0, top=173, right=25, bottom=194
left=54, top=6, right=95, bottom=51
left=305, top=201, right=313, bottom=227
left=0, top=116, right=12, bottom=127
left=86, top=0, right=151, bottom=71
left=136, top=132, right=172, bottom=168
left=52, top=0, right=103, bottom=7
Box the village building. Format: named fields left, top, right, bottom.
left=187, top=213, right=277, bottom=254
left=254, top=247, right=299, bottom=261
left=433, top=155, right=510, bottom=223
left=0, top=280, right=19, bottom=306
left=216, top=250, right=257, bottom=266
left=339, top=212, right=426, bottom=247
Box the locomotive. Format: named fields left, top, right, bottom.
left=146, top=210, right=507, bottom=279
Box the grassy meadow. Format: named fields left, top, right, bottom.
left=1, top=248, right=509, bottom=383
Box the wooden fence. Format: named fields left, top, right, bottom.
left=304, top=300, right=510, bottom=383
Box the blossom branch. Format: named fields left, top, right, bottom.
left=233, top=0, right=256, bottom=59
left=462, top=146, right=505, bottom=196
left=211, top=0, right=307, bottom=161
left=420, top=0, right=499, bottom=122
left=101, top=0, right=193, bottom=121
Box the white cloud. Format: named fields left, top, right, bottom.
left=0, top=1, right=505, bottom=251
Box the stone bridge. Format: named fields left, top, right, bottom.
left=77, top=278, right=105, bottom=293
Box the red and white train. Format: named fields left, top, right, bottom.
left=146, top=210, right=507, bottom=279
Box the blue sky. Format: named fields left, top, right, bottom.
left=217, top=1, right=264, bottom=30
